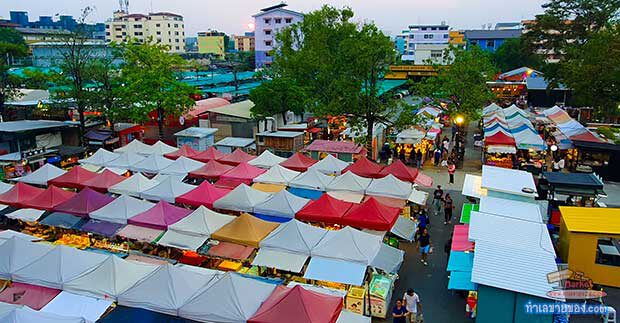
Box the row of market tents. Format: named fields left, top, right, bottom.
left=0, top=235, right=370, bottom=323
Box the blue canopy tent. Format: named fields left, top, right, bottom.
left=98, top=305, right=196, bottom=323
left=287, top=187, right=323, bottom=200
left=39, top=212, right=86, bottom=229
left=447, top=251, right=477, bottom=291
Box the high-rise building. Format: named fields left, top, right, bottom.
left=396, top=23, right=450, bottom=65
left=253, top=3, right=303, bottom=68
left=105, top=11, right=185, bottom=53
left=197, top=30, right=227, bottom=58
left=9, top=11, right=28, bottom=27
left=234, top=32, right=255, bottom=52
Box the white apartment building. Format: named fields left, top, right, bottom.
left=397, top=23, right=450, bottom=64
left=105, top=11, right=185, bottom=53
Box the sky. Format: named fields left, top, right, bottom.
left=1, top=0, right=547, bottom=36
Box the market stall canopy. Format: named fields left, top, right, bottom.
left=193, top=146, right=227, bottom=163
left=39, top=291, right=113, bottom=322
left=14, top=163, right=66, bottom=186
left=378, top=160, right=418, bottom=184
left=336, top=310, right=371, bottom=323
left=370, top=243, right=405, bottom=273
left=19, top=185, right=75, bottom=211
left=326, top=191, right=364, bottom=203
left=342, top=197, right=401, bottom=231
left=251, top=248, right=309, bottom=273
left=484, top=131, right=515, bottom=146
left=288, top=169, right=334, bottom=191
left=13, top=245, right=107, bottom=289
left=254, top=190, right=310, bottom=222
left=175, top=181, right=231, bottom=209
left=481, top=165, right=537, bottom=198
left=451, top=225, right=474, bottom=251
left=97, top=305, right=189, bottom=323
left=0, top=181, right=13, bottom=195
left=89, top=194, right=155, bottom=224
left=417, top=106, right=442, bottom=118
left=483, top=103, right=502, bottom=116
left=0, top=306, right=88, bottom=323
left=104, top=152, right=146, bottom=170
left=366, top=174, right=413, bottom=199
left=248, top=150, right=287, bottom=169
left=81, top=170, right=126, bottom=193
left=391, top=216, right=417, bottom=241
left=0, top=230, right=38, bottom=243
left=40, top=212, right=85, bottom=230
left=114, top=140, right=153, bottom=155
left=0, top=237, right=55, bottom=279
left=211, top=213, right=279, bottom=247
left=132, top=154, right=174, bottom=174
left=139, top=177, right=196, bottom=203
left=248, top=285, right=343, bottom=323
left=157, top=206, right=235, bottom=250
left=79, top=148, right=119, bottom=167
left=159, top=156, right=205, bottom=176
left=462, top=174, right=486, bottom=198
left=53, top=187, right=115, bottom=217
left=259, top=220, right=328, bottom=255
left=178, top=272, right=277, bottom=323
left=108, top=173, right=157, bottom=197
left=511, top=127, right=546, bottom=151
left=217, top=148, right=255, bottom=166
left=311, top=226, right=382, bottom=264
left=303, top=257, right=367, bottom=286
left=296, top=193, right=353, bottom=224
left=149, top=141, right=178, bottom=155
left=253, top=165, right=300, bottom=186
left=0, top=281, right=60, bottom=310
left=478, top=196, right=542, bottom=223
left=326, top=171, right=372, bottom=194
left=188, top=160, right=234, bottom=181
left=279, top=152, right=317, bottom=172
left=116, top=224, right=163, bottom=242
left=468, top=211, right=553, bottom=251
left=81, top=219, right=124, bottom=237
left=118, top=264, right=222, bottom=316
left=213, top=183, right=272, bottom=213
left=396, top=127, right=426, bottom=144
left=342, top=157, right=383, bottom=178
left=128, top=200, right=192, bottom=230
left=408, top=189, right=429, bottom=206
left=48, top=166, right=98, bottom=190
left=217, top=162, right=267, bottom=189
left=308, top=154, right=350, bottom=175
left=164, top=145, right=199, bottom=160
left=543, top=171, right=605, bottom=197
left=64, top=255, right=159, bottom=300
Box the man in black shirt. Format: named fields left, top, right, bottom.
left=432, top=185, right=444, bottom=216
left=417, top=227, right=432, bottom=266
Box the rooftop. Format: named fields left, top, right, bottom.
left=481, top=165, right=537, bottom=198
left=560, top=206, right=620, bottom=235
left=0, top=120, right=69, bottom=133
left=215, top=137, right=255, bottom=148
left=464, top=29, right=522, bottom=39
left=174, top=127, right=218, bottom=138
left=209, top=100, right=254, bottom=119
left=304, top=140, right=365, bottom=154
left=256, top=131, right=304, bottom=138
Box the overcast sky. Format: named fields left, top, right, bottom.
left=1, top=0, right=546, bottom=36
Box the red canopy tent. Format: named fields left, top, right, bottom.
left=176, top=181, right=231, bottom=208
left=81, top=170, right=126, bottom=193
left=127, top=200, right=192, bottom=230
left=0, top=182, right=44, bottom=207
left=342, top=197, right=400, bottom=231
left=279, top=152, right=317, bottom=172
left=52, top=187, right=115, bottom=217
left=20, top=185, right=76, bottom=210
left=193, top=146, right=227, bottom=163
left=0, top=282, right=61, bottom=310
left=296, top=193, right=353, bottom=224
left=164, top=144, right=200, bottom=160
left=48, top=166, right=98, bottom=189
left=216, top=162, right=266, bottom=189
left=484, top=131, right=515, bottom=146
left=342, top=156, right=384, bottom=178
left=378, top=160, right=419, bottom=182
left=249, top=285, right=343, bottom=323
left=217, top=148, right=256, bottom=166
left=570, top=131, right=605, bottom=144
left=188, top=160, right=234, bottom=181
left=451, top=224, right=474, bottom=251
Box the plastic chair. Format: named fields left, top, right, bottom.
left=605, top=306, right=616, bottom=323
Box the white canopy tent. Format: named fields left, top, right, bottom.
left=131, top=154, right=174, bottom=174
left=102, top=167, right=128, bottom=175
left=247, top=150, right=286, bottom=169
left=370, top=243, right=405, bottom=273
left=408, top=189, right=429, bottom=206
left=326, top=171, right=372, bottom=194
left=178, top=272, right=277, bottom=323
left=462, top=174, right=487, bottom=199
left=40, top=291, right=113, bottom=322
left=310, top=226, right=381, bottom=265
left=0, top=237, right=55, bottom=279
left=479, top=195, right=543, bottom=223
left=159, top=156, right=205, bottom=176
left=157, top=206, right=235, bottom=250
left=5, top=208, right=45, bottom=222
left=308, top=154, right=350, bottom=175
left=13, top=245, right=107, bottom=289
left=212, top=184, right=272, bottom=213
left=326, top=191, right=364, bottom=203
left=288, top=169, right=334, bottom=191
left=337, top=310, right=372, bottom=323
left=114, top=140, right=153, bottom=155
left=396, top=128, right=426, bottom=144
left=14, top=163, right=66, bottom=186
left=108, top=173, right=158, bottom=197
left=303, top=257, right=367, bottom=286
left=251, top=248, right=309, bottom=273
left=390, top=216, right=417, bottom=241
left=64, top=255, right=159, bottom=300
left=139, top=177, right=196, bottom=203
left=103, top=152, right=146, bottom=169
left=150, top=141, right=178, bottom=155
left=0, top=306, right=87, bottom=323
left=79, top=148, right=119, bottom=167
left=0, top=230, right=39, bottom=243
left=89, top=195, right=155, bottom=224
left=253, top=190, right=310, bottom=220
left=366, top=174, right=412, bottom=199
left=483, top=103, right=503, bottom=116
left=0, top=181, right=13, bottom=194
left=253, top=164, right=300, bottom=185
left=118, top=264, right=222, bottom=316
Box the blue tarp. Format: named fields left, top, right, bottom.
left=448, top=270, right=477, bottom=291
left=40, top=212, right=86, bottom=229
left=287, top=187, right=323, bottom=200
left=252, top=213, right=293, bottom=223
left=447, top=251, right=474, bottom=272
left=98, top=305, right=195, bottom=323
left=81, top=219, right=124, bottom=237
left=303, top=256, right=367, bottom=286
left=483, top=122, right=510, bottom=133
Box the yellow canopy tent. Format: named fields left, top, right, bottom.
left=211, top=213, right=279, bottom=248
left=252, top=182, right=286, bottom=193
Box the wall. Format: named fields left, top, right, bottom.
left=476, top=285, right=553, bottom=323
left=105, top=13, right=185, bottom=53
left=565, top=231, right=620, bottom=287
left=467, top=38, right=506, bottom=52
left=254, top=8, right=303, bottom=68
left=198, top=35, right=225, bottom=56
left=32, top=44, right=115, bottom=68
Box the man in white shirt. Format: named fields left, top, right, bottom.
left=552, top=157, right=565, bottom=172
left=403, top=288, right=422, bottom=322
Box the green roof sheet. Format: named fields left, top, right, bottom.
left=460, top=203, right=479, bottom=224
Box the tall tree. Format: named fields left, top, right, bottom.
left=416, top=46, right=497, bottom=119
left=492, top=38, right=543, bottom=71
left=249, top=76, right=307, bottom=122
left=0, top=28, right=28, bottom=121
left=84, top=55, right=122, bottom=129
left=117, top=40, right=196, bottom=139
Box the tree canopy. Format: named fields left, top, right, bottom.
left=0, top=27, right=28, bottom=120
left=492, top=38, right=543, bottom=71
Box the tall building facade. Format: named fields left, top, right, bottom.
left=396, top=23, right=450, bottom=65
left=234, top=32, right=255, bottom=52
left=197, top=30, right=227, bottom=57
left=105, top=11, right=185, bottom=53
left=9, top=11, right=28, bottom=27
left=463, top=29, right=521, bottom=52
left=253, top=3, right=303, bottom=68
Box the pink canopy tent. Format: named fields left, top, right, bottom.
left=47, top=166, right=98, bottom=189
left=216, top=162, right=266, bottom=189
left=451, top=224, right=474, bottom=251
left=164, top=144, right=200, bottom=160
left=127, top=200, right=192, bottom=230
left=187, top=160, right=234, bottom=181
left=0, top=282, right=61, bottom=310
left=175, top=181, right=231, bottom=208
left=193, top=146, right=227, bottom=163
left=19, top=185, right=76, bottom=211
left=52, top=187, right=115, bottom=217
left=217, top=148, right=256, bottom=166
left=0, top=182, right=44, bottom=207
left=342, top=156, right=384, bottom=178
left=81, top=170, right=127, bottom=193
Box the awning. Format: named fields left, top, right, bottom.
left=251, top=248, right=308, bottom=273
left=486, top=145, right=517, bottom=154
left=41, top=291, right=113, bottom=322
left=448, top=271, right=477, bottom=291
left=462, top=174, right=486, bottom=198
left=303, top=257, right=366, bottom=286
left=390, top=216, right=416, bottom=241
left=408, top=189, right=429, bottom=206
left=116, top=224, right=163, bottom=242
left=459, top=203, right=479, bottom=224
left=5, top=208, right=45, bottom=222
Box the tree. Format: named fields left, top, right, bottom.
left=116, top=40, right=197, bottom=139
left=186, top=58, right=211, bottom=80
left=0, top=27, right=28, bottom=121
left=492, top=38, right=543, bottom=71
left=249, top=76, right=307, bottom=122
left=84, top=55, right=123, bottom=128
left=416, top=46, right=497, bottom=119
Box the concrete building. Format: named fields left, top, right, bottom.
left=234, top=32, right=255, bottom=52
left=15, top=27, right=69, bottom=45
left=464, top=29, right=521, bottom=52
left=197, top=30, right=227, bottom=57
left=185, top=37, right=198, bottom=52
left=397, top=24, right=450, bottom=64
left=495, top=22, right=522, bottom=30
left=31, top=42, right=115, bottom=67
left=9, top=11, right=28, bottom=27
left=448, top=30, right=465, bottom=46
left=105, top=11, right=185, bottom=53
left=253, top=3, right=304, bottom=68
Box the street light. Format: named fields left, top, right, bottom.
left=455, top=116, right=464, bottom=125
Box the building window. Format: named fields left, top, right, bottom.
left=157, top=38, right=162, bottom=42
left=596, top=238, right=620, bottom=266
left=176, top=46, right=180, bottom=50
left=134, top=32, right=143, bottom=36
left=470, top=40, right=478, bottom=46
left=134, top=24, right=142, bottom=28
left=264, top=18, right=271, bottom=24
left=156, top=23, right=160, bottom=27
left=105, top=32, right=110, bottom=36
left=174, top=24, right=178, bottom=28
left=409, top=35, right=414, bottom=39
left=105, top=24, right=110, bottom=28
left=265, top=40, right=273, bottom=46
left=487, top=40, right=495, bottom=48
left=443, top=34, right=448, bottom=39
left=431, top=27, right=437, bottom=30
left=424, top=34, right=434, bottom=39
left=285, top=18, right=292, bottom=23
left=156, top=31, right=161, bottom=35
left=168, top=23, right=170, bottom=27
left=431, top=50, right=443, bottom=58
left=265, top=29, right=271, bottom=35
left=175, top=31, right=179, bottom=35
left=275, top=18, right=282, bottom=24
left=175, top=38, right=179, bottom=43
left=122, top=32, right=126, bottom=36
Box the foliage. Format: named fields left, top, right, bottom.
left=83, top=54, right=123, bottom=125
left=116, top=39, right=197, bottom=139
left=415, top=46, right=497, bottom=119
left=249, top=76, right=307, bottom=121
left=20, top=68, right=63, bottom=89
left=186, top=58, right=212, bottom=80
left=0, top=27, right=28, bottom=120
left=492, top=38, right=543, bottom=71
left=597, top=126, right=620, bottom=144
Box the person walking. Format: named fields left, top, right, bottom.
left=433, top=147, right=441, bottom=166
left=552, top=156, right=565, bottom=172
left=415, top=149, right=423, bottom=169
left=392, top=299, right=408, bottom=323
left=403, top=289, right=422, bottom=323
left=443, top=193, right=454, bottom=224
left=432, top=185, right=443, bottom=216
left=447, top=162, right=456, bottom=184
left=417, top=227, right=431, bottom=266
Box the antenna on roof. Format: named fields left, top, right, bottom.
left=118, top=0, right=129, bottom=13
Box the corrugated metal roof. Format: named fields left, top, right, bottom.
left=560, top=206, right=620, bottom=234
left=472, top=239, right=560, bottom=300
left=462, top=174, right=487, bottom=198
left=478, top=196, right=542, bottom=223
left=0, top=120, right=68, bottom=133
left=174, top=127, right=218, bottom=138
left=209, top=100, right=254, bottom=119
left=256, top=131, right=304, bottom=138
left=464, top=29, right=522, bottom=39
left=481, top=165, right=537, bottom=198
left=214, top=137, right=255, bottom=147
